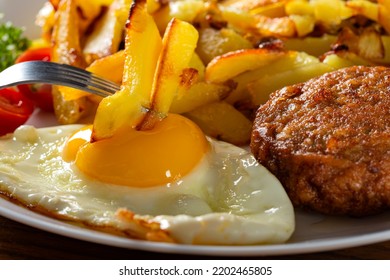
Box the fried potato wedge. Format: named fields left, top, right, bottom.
left=139, top=18, right=199, bottom=129
left=226, top=51, right=318, bottom=104
left=51, top=0, right=89, bottom=124
left=170, top=82, right=231, bottom=114
left=196, top=27, right=253, bottom=65
left=248, top=62, right=334, bottom=105
left=184, top=101, right=252, bottom=145
left=83, top=0, right=131, bottom=64
left=205, top=48, right=287, bottom=83
left=379, top=0, right=390, bottom=34
left=93, top=0, right=162, bottom=140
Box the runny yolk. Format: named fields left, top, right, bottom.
left=62, top=114, right=209, bottom=187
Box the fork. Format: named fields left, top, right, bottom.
left=0, top=61, right=121, bottom=97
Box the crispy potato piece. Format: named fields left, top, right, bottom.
left=289, top=14, right=315, bottom=37
left=322, top=52, right=372, bottom=69
left=93, top=0, right=162, bottom=140
left=51, top=0, right=89, bottom=124
left=139, top=18, right=199, bottom=129
left=219, top=5, right=257, bottom=32
left=285, top=0, right=314, bottom=16
left=283, top=35, right=337, bottom=57
left=196, top=27, right=253, bottom=65
left=184, top=101, right=252, bottom=145
left=379, top=0, right=390, bottom=34
left=336, top=27, right=384, bottom=60
left=254, top=14, right=296, bottom=37
left=153, top=0, right=205, bottom=33
left=249, top=1, right=287, bottom=17
left=83, top=0, right=131, bottom=64
left=346, top=0, right=379, bottom=21
left=222, top=0, right=281, bottom=12
left=311, top=0, right=354, bottom=27
left=226, top=51, right=318, bottom=104
left=170, top=82, right=231, bottom=114
left=205, top=48, right=287, bottom=83
left=75, top=0, right=104, bottom=33
left=86, top=50, right=125, bottom=85
left=248, top=62, right=334, bottom=105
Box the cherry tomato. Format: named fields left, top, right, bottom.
left=15, top=47, right=54, bottom=112
left=0, top=88, right=34, bottom=136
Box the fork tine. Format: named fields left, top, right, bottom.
left=55, top=63, right=121, bottom=91
left=0, top=61, right=121, bottom=97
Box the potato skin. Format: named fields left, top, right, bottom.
left=251, top=66, right=390, bottom=216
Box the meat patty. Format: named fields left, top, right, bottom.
left=251, top=65, right=390, bottom=216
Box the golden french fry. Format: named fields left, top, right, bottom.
left=51, top=0, right=89, bottom=124
left=226, top=51, right=318, bottom=104
left=346, top=0, right=379, bottom=21
left=283, top=35, right=337, bottom=57
left=311, top=0, right=354, bottom=27
left=205, top=48, right=286, bottom=84
left=249, top=1, right=287, bottom=17
left=83, top=0, right=131, bottom=64
left=289, top=14, right=315, bottom=37
left=254, top=14, right=296, bottom=37
left=196, top=27, right=252, bottom=65
left=379, top=0, right=390, bottom=34
left=170, top=82, right=231, bottom=114
left=93, top=0, right=162, bottom=140
left=141, top=18, right=199, bottom=128
left=184, top=101, right=253, bottom=146
left=322, top=51, right=373, bottom=69
left=248, top=62, right=334, bottom=105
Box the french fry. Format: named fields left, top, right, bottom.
left=139, top=18, right=199, bottom=129
left=346, top=0, right=379, bottom=21
left=152, top=0, right=205, bottom=33
left=184, top=101, right=253, bottom=145
left=248, top=62, right=334, bottom=105
left=205, top=48, right=287, bottom=84
left=51, top=0, right=89, bottom=124
left=225, top=51, right=318, bottom=104
left=83, top=0, right=131, bottom=64
left=196, top=27, right=252, bottom=65
left=93, top=0, right=162, bottom=140
left=170, top=82, right=231, bottom=114
left=254, top=14, right=296, bottom=37
left=311, top=0, right=354, bottom=27
left=249, top=1, right=287, bottom=17
left=289, top=14, right=315, bottom=37
left=322, top=52, right=372, bottom=69
left=283, top=35, right=337, bottom=57
left=379, top=0, right=390, bottom=34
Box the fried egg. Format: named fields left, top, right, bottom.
left=0, top=115, right=294, bottom=245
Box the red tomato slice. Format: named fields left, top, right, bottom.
left=16, top=47, right=54, bottom=112
left=15, top=47, right=51, bottom=63
left=0, top=88, right=34, bottom=136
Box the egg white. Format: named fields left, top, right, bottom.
left=0, top=124, right=295, bottom=245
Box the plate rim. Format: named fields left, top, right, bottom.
left=1, top=197, right=390, bottom=257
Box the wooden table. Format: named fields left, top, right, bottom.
left=1, top=215, right=389, bottom=260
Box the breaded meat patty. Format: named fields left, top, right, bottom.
left=251, top=66, right=390, bottom=216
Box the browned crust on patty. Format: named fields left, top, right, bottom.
left=251, top=66, right=390, bottom=216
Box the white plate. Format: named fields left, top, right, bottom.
left=1, top=0, right=390, bottom=257
left=1, top=182, right=389, bottom=256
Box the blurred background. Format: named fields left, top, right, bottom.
left=0, top=0, right=46, bottom=38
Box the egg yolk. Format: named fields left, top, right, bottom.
left=63, top=114, right=209, bottom=187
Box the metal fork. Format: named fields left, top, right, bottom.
left=0, top=61, right=121, bottom=97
